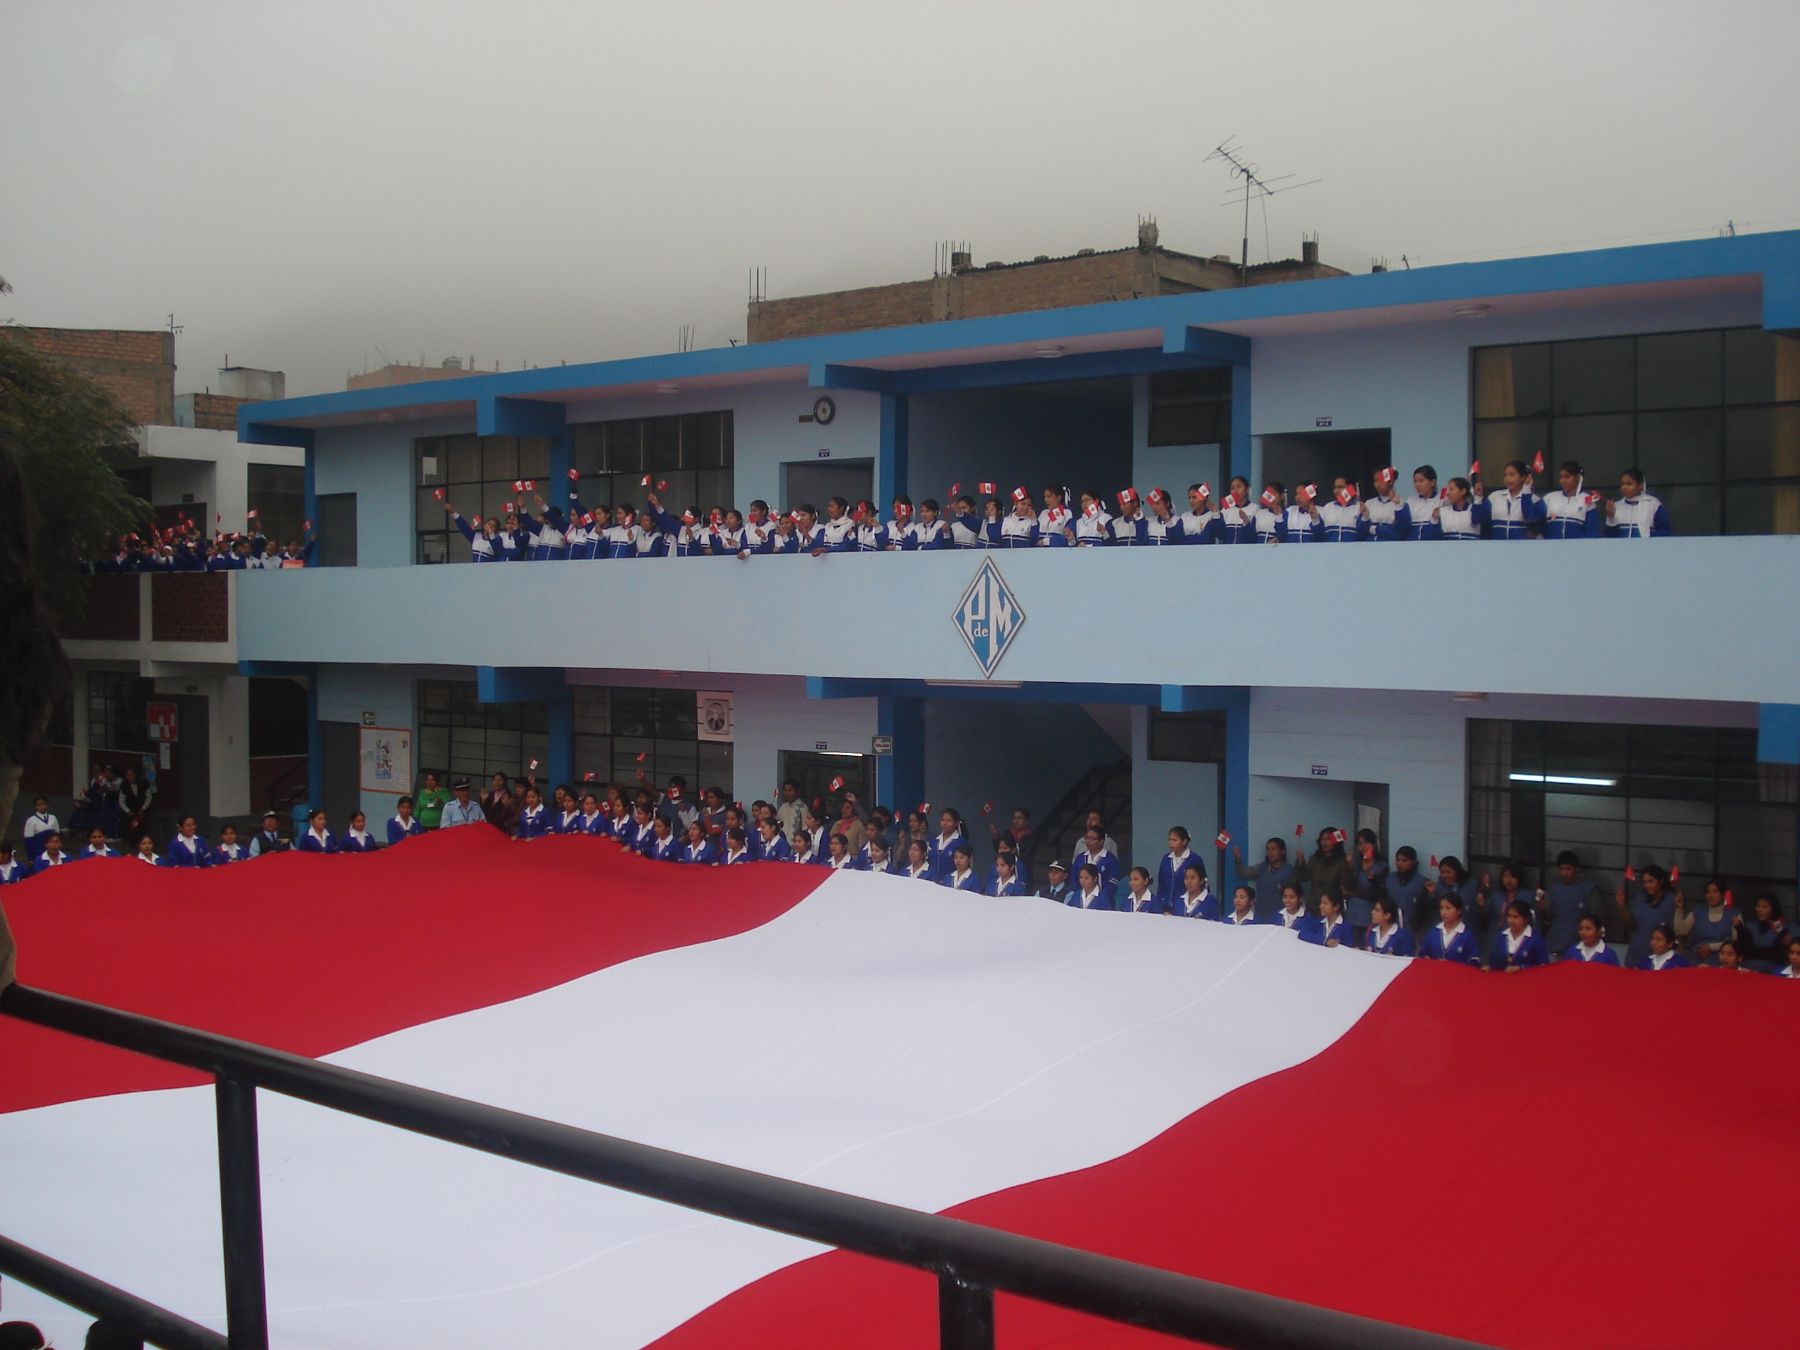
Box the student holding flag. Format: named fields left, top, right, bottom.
left=1317, top=478, right=1367, bottom=542
left=1037, top=485, right=1074, bottom=547
left=946, top=493, right=986, bottom=549
left=1141, top=488, right=1182, bottom=543
left=1250, top=483, right=1285, bottom=543
left=1399, top=466, right=1444, bottom=540
left=1219, top=477, right=1257, bottom=544
left=1363, top=467, right=1404, bottom=540
left=1481, top=459, right=1545, bottom=539
left=1542, top=460, right=1605, bottom=539
left=1070, top=491, right=1111, bottom=547
left=1176, top=483, right=1221, bottom=544
left=1108, top=489, right=1149, bottom=544
left=1605, top=468, right=1671, bottom=538
left=1434, top=475, right=1489, bottom=540
left=1277, top=483, right=1325, bottom=542
left=997, top=489, right=1039, bottom=547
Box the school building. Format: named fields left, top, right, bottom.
left=231, top=230, right=1800, bottom=905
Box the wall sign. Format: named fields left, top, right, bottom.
left=1311, top=764, right=1329, bottom=777
left=871, top=735, right=893, bottom=755
left=1315, top=417, right=1333, bottom=429
left=361, top=727, right=413, bottom=796
left=954, top=559, right=1025, bottom=678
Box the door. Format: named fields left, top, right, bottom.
left=1260, top=428, right=1393, bottom=494
left=316, top=492, right=359, bottom=568
left=782, top=460, right=874, bottom=514
left=173, top=693, right=211, bottom=822
left=777, top=750, right=876, bottom=823
left=319, top=721, right=362, bottom=826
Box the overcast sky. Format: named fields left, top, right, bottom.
left=4, top=0, right=1797, bottom=397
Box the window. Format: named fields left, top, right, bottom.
left=416, top=680, right=550, bottom=785
left=247, top=463, right=305, bottom=546
left=1147, top=711, right=1226, bottom=762
left=1147, top=368, right=1231, bottom=448
left=569, top=411, right=735, bottom=527
left=87, top=670, right=153, bottom=756
left=413, top=435, right=554, bottom=563
left=570, top=685, right=733, bottom=795
left=1466, top=718, right=1797, bottom=915
left=1472, top=327, right=1800, bottom=535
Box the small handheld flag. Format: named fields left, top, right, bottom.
left=641, top=474, right=652, bottom=487
left=568, top=468, right=581, bottom=481
left=432, top=488, right=445, bottom=501
left=1295, top=823, right=1305, bottom=838
left=1297, top=483, right=1318, bottom=505
left=829, top=776, right=845, bottom=792
left=1624, top=864, right=1636, bottom=882
left=981, top=801, right=994, bottom=816
left=513, top=480, right=525, bottom=493
left=949, top=482, right=961, bottom=496
left=1011, top=486, right=1029, bottom=503
left=1467, top=461, right=1481, bottom=479
left=1329, top=827, right=1347, bottom=845
left=1428, top=855, right=1439, bottom=870
left=1117, top=487, right=1138, bottom=508
left=1261, top=487, right=1279, bottom=508
left=1196, top=482, right=1213, bottom=502
left=977, top=481, right=996, bottom=496
left=1083, top=501, right=1100, bottom=519
left=1215, top=830, right=1231, bottom=849
left=247, top=509, right=259, bottom=519
left=1531, top=450, right=1546, bottom=475
left=1376, top=467, right=1398, bottom=487
left=1335, top=484, right=1357, bottom=507
left=1669, top=864, right=1680, bottom=884
left=635, top=752, right=647, bottom=763
left=528, top=759, right=539, bottom=771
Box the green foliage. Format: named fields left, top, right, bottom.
left=0, top=325, right=151, bottom=625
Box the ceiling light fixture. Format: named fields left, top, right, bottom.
left=1033, top=344, right=1066, bottom=360
left=655, top=381, right=680, bottom=394
left=1451, top=302, right=1493, bottom=319
left=1508, top=773, right=1618, bottom=788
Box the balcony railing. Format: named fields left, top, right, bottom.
left=64, top=572, right=235, bottom=651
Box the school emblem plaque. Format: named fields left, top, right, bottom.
left=954, top=559, right=1025, bottom=677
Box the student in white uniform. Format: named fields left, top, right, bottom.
left=1481, top=460, right=1545, bottom=539
left=1176, top=483, right=1221, bottom=545
left=1144, top=488, right=1180, bottom=544
left=1070, top=492, right=1111, bottom=547
left=1037, top=485, right=1074, bottom=548
left=1605, top=467, right=1671, bottom=538
left=1541, top=460, right=1603, bottom=539
left=998, top=490, right=1039, bottom=547
left=946, top=495, right=985, bottom=549
left=1107, top=490, right=1148, bottom=545
left=22, top=797, right=59, bottom=862
left=1218, top=477, right=1256, bottom=545
left=1400, top=466, right=1443, bottom=540
left=1435, top=477, right=1489, bottom=540
left=1363, top=468, right=1403, bottom=540
left=1277, top=485, right=1324, bottom=543
left=1251, top=484, right=1285, bottom=543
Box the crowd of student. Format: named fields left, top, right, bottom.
left=13, top=770, right=1790, bottom=980
left=430, top=459, right=1671, bottom=562
left=84, top=512, right=315, bottom=572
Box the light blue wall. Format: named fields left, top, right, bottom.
left=1248, top=291, right=1761, bottom=471
left=1129, top=373, right=1226, bottom=502
left=1129, top=706, right=1223, bottom=882
left=314, top=664, right=427, bottom=821
left=312, top=417, right=466, bottom=569
left=238, top=537, right=1800, bottom=705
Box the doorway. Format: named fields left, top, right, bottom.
left=315, top=492, right=359, bottom=568
left=319, top=721, right=361, bottom=824
left=778, top=750, right=875, bottom=822
left=782, top=460, right=874, bottom=514
left=1260, top=427, right=1392, bottom=495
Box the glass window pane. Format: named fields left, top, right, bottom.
left=572, top=425, right=603, bottom=475
left=1634, top=409, right=1720, bottom=486
left=418, top=532, right=448, bottom=564
left=1552, top=338, right=1634, bottom=414
left=609, top=422, right=644, bottom=473
left=481, top=436, right=519, bottom=480
left=1474, top=344, right=1550, bottom=419
left=1636, top=330, right=1721, bottom=410
left=647, top=417, right=681, bottom=469
left=416, top=441, right=447, bottom=486
left=445, top=435, right=481, bottom=484
left=1656, top=482, right=1721, bottom=535
left=1551, top=414, right=1634, bottom=483
left=696, top=469, right=733, bottom=516
left=1725, top=406, right=1800, bottom=479
left=1724, top=483, right=1800, bottom=536
left=517, top=437, right=551, bottom=480
left=1724, top=329, right=1800, bottom=405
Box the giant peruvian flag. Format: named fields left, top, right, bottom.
left=1, top=829, right=1795, bottom=1348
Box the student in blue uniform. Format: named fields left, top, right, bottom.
left=1740, top=893, right=1789, bottom=972
left=574, top=792, right=606, bottom=836
left=941, top=843, right=983, bottom=893
left=646, top=815, right=682, bottom=862
left=928, top=809, right=967, bottom=879
left=1250, top=484, right=1284, bottom=544
left=1142, top=488, right=1180, bottom=543
left=210, top=824, right=245, bottom=864
left=21, top=797, right=59, bottom=861
left=442, top=502, right=502, bottom=560
left=1072, top=827, right=1120, bottom=898
left=902, top=838, right=935, bottom=882
left=863, top=836, right=895, bottom=875
left=1474, top=861, right=1535, bottom=942
left=1618, top=864, right=1677, bottom=968
left=1298, top=888, right=1351, bottom=947
left=828, top=833, right=862, bottom=870
left=1170, top=484, right=1217, bottom=545
left=1276, top=487, right=1324, bottom=543
left=907, top=499, right=951, bottom=550
left=1433, top=477, right=1489, bottom=540
left=167, top=816, right=211, bottom=868
left=1778, top=936, right=1800, bottom=979
left=1491, top=898, right=1547, bottom=972
left=988, top=853, right=1026, bottom=896
left=1398, top=466, right=1443, bottom=540
left=720, top=827, right=755, bottom=865
left=945, top=494, right=985, bottom=549
left=132, top=835, right=167, bottom=867
left=1541, top=461, right=1604, bottom=539
left=1482, top=460, right=1544, bottom=539
left=339, top=811, right=379, bottom=852
left=755, top=817, right=793, bottom=862
left=1218, top=478, right=1256, bottom=545
left=629, top=803, right=660, bottom=855
left=31, top=832, right=72, bottom=873
left=1605, top=467, right=1671, bottom=538
left=1069, top=863, right=1113, bottom=910
left=1233, top=838, right=1295, bottom=921
left=78, top=826, right=120, bottom=861
left=1421, top=857, right=1480, bottom=935
left=1172, top=862, right=1219, bottom=920
left=1036, top=485, right=1074, bottom=548
left=1363, top=896, right=1416, bottom=955
left=997, top=491, right=1040, bottom=547
left=521, top=492, right=570, bottom=560
left=297, top=808, right=337, bottom=853
left=1118, top=866, right=1162, bottom=912
left=1107, top=490, right=1149, bottom=545
left=0, top=841, right=26, bottom=884
left=1316, top=479, right=1367, bottom=543
left=679, top=822, right=718, bottom=864
left=1156, top=827, right=1203, bottom=909
left=388, top=796, right=427, bottom=845
left=1385, top=845, right=1431, bottom=932
left=1540, top=850, right=1598, bottom=957
left=1635, top=923, right=1691, bottom=970
left=1563, top=914, right=1620, bottom=965
left=514, top=787, right=550, bottom=839
left=1223, top=885, right=1259, bottom=928
left=1341, top=832, right=1388, bottom=944
left=1269, top=882, right=1308, bottom=934
left=1419, top=894, right=1482, bottom=965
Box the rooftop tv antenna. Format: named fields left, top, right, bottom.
left=1206, top=139, right=1321, bottom=283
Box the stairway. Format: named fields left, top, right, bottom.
left=1035, top=755, right=1132, bottom=870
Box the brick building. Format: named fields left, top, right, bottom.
left=17, top=326, right=177, bottom=424
left=347, top=357, right=492, bottom=391
left=747, top=222, right=1348, bottom=343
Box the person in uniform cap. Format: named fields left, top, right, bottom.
left=439, top=777, right=486, bottom=828
left=1037, top=859, right=1073, bottom=903
left=248, top=810, right=288, bottom=857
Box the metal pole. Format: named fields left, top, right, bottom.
left=938, top=1272, right=995, bottom=1350
left=0, top=1232, right=228, bottom=1350
left=214, top=1074, right=271, bottom=1350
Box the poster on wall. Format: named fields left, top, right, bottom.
left=696, top=691, right=734, bottom=742
left=360, top=727, right=413, bottom=796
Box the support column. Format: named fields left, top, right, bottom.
left=878, top=391, right=909, bottom=509
left=305, top=668, right=322, bottom=814
left=547, top=684, right=574, bottom=790
left=1229, top=361, right=1253, bottom=489
left=877, top=694, right=925, bottom=814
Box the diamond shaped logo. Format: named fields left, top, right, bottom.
left=953, top=559, right=1026, bottom=678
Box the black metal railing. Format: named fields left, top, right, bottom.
left=0, top=983, right=1487, bottom=1350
